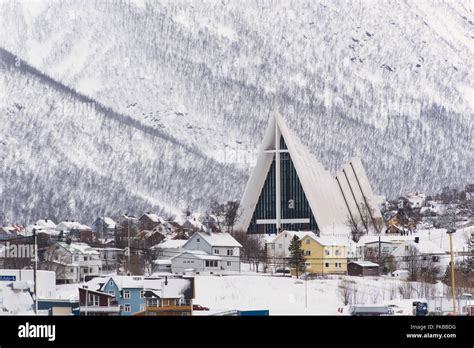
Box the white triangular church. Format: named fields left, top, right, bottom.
left=236, top=111, right=383, bottom=236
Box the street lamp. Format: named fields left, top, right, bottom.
left=304, top=262, right=311, bottom=309
left=447, top=228, right=456, bottom=315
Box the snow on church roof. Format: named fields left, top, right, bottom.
left=236, top=111, right=382, bottom=236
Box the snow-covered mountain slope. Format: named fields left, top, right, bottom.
left=0, top=48, right=247, bottom=224
left=0, top=0, right=473, bottom=221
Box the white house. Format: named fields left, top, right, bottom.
left=170, top=250, right=222, bottom=274
left=268, top=230, right=317, bottom=260
left=391, top=240, right=448, bottom=273
left=94, top=247, right=123, bottom=275
left=183, top=232, right=242, bottom=272
left=55, top=221, right=92, bottom=234
left=151, top=239, right=188, bottom=260
left=47, top=242, right=102, bottom=283
left=405, top=192, right=426, bottom=208
left=357, top=235, right=414, bottom=259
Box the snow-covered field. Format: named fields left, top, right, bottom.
left=193, top=273, right=442, bottom=315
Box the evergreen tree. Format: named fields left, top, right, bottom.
left=288, top=235, right=306, bottom=278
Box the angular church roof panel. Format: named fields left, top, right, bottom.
left=236, top=111, right=382, bottom=237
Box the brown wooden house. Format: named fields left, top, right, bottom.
left=347, top=261, right=380, bottom=276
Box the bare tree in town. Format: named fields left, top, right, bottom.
left=405, top=246, right=421, bottom=281
left=233, top=230, right=266, bottom=272
left=346, top=203, right=385, bottom=242
left=40, top=244, right=71, bottom=280
left=224, top=200, right=241, bottom=234
left=338, top=279, right=356, bottom=306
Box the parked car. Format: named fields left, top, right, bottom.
left=193, top=304, right=210, bottom=311
left=275, top=267, right=291, bottom=274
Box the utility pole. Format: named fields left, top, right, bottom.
left=123, top=214, right=132, bottom=274
left=33, top=228, right=38, bottom=315
left=447, top=228, right=456, bottom=315
left=378, top=235, right=381, bottom=262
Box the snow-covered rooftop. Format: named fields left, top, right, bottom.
left=172, top=250, right=222, bottom=261
left=142, top=213, right=164, bottom=223
left=190, top=232, right=242, bottom=248
left=282, top=230, right=317, bottom=240
left=56, top=221, right=91, bottom=231
left=153, top=239, right=187, bottom=249
left=395, top=240, right=446, bottom=255
left=57, top=242, right=99, bottom=255
left=35, top=219, right=57, bottom=229
left=350, top=260, right=379, bottom=267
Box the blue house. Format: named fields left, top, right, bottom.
left=100, top=276, right=146, bottom=316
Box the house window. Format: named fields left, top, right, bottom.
left=382, top=247, right=389, bottom=253
left=206, top=260, right=218, bottom=267
left=124, top=290, right=131, bottom=299
left=148, top=298, right=158, bottom=307
left=305, top=239, right=310, bottom=245
left=140, top=290, right=145, bottom=299
left=305, top=250, right=311, bottom=256
left=227, top=261, right=231, bottom=266
left=432, top=256, right=440, bottom=262
left=124, top=304, right=131, bottom=313
left=227, top=249, right=233, bottom=256
left=88, top=294, right=99, bottom=306
left=197, top=238, right=200, bottom=242
left=325, top=250, right=330, bottom=256
left=214, top=249, right=220, bottom=254
left=278, top=244, right=283, bottom=249
left=335, top=249, right=340, bottom=256
left=325, top=263, right=329, bottom=268
left=109, top=280, right=114, bottom=286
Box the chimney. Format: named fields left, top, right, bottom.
left=414, top=237, right=419, bottom=244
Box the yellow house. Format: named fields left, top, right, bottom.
left=300, top=235, right=347, bottom=274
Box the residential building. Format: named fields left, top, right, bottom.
left=269, top=230, right=316, bottom=260
left=236, top=111, right=383, bottom=236
left=135, top=277, right=194, bottom=316
left=91, top=217, right=116, bottom=239
left=78, top=287, right=120, bottom=316
left=132, top=229, right=165, bottom=249
left=46, top=242, right=102, bottom=283
left=391, top=239, right=448, bottom=272
left=94, top=247, right=123, bottom=275
left=100, top=276, right=145, bottom=316
left=170, top=250, right=222, bottom=274
left=404, top=192, right=426, bottom=208
left=300, top=234, right=347, bottom=274
left=91, top=275, right=194, bottom=316
left=139, top=213, right=163, bottom=231
left=183, top=232, right=242, bottom=272
left=356, top=235, right=413, bottom=259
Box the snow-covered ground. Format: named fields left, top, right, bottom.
left=193, top=273, right=445, bottom=315
left=50, top=258, right=462, bottom=316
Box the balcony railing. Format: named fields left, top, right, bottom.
left=145, top=299, right=192, bottom=308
